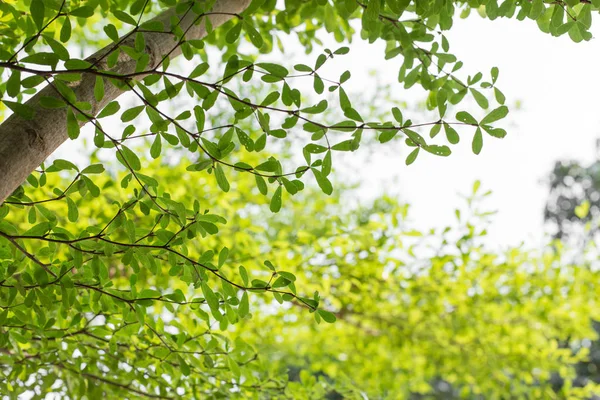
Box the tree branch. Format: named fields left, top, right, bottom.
left=0, top=0, right=252, bottom=204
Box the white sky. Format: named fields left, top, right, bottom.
left=53, top=14, right=600, bottom=249
left=325, top=15, right=600, bottom=248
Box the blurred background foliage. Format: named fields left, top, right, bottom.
left=4, top=128, right=600, bottom=398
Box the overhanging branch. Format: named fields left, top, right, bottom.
left=0, top=0, right=251, bottom=204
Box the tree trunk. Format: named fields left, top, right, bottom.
left=0, top=0, right=251, bottom=204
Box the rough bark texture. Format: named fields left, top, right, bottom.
left=0, top=0, right=251, bottom=204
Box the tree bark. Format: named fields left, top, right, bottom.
left=0, top=0, right=251, bottom=204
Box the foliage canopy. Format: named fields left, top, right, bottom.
left=0, top=0, right=599, bottom=398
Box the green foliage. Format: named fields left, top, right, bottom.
left=3, top=161, right=600, bottom=398
left=545, top=158, right=600, bottom=242
left=0, top=0, right=598, bottom=397
left=542, top=157, right=600, bottom=393
left=0, top=158, right=322, bottom=398
left=241, top=192, right=600, bottom=398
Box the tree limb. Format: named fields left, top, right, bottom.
left=0, top=0, right=251, bottom=203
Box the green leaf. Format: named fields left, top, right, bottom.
left=194, top=105, right=205, bottom=132
left=529, top=0, right=545, bottom=20
left=40, top=97, right=66, bottom=109
left=239, top=292, right=249, bottom=318
left=130, top=0, right=146, bottom=15
left=51, top=159, right=78, bottom=171
left=201, top=282, right=219, bottom=314
left=6, top=70, right=20, bottom=97
left=270, top=186, right=282, bottom=213
left=34, top=267, right=48, bottom=285
left=187, top=160, right=212, bottom=172
left=67, top=109, right=80, bottom=139
left=81, top=164, right=105, bottom=174
left=60, top=17, right=72, bottom=43
left=305, top=144, right=328, bottom=154
left=70, top=6, right=95, bottom=18
left=243, top=20, right=263, bottom=48
left=332, top=140, right=355, bottom=152
left=104, top=24, right=119, bottom=42
left=444, top=123, right=460, bottom=144
left=264, top=260, right=276, bottom=272
left=281, top=178, right=298, bottom=195
left=239, top=265, right=249, bottom=286
left=135, top=32, right=145, bottom=52
left=322, top=151, right=332, bottom=176
left=313, top=74, right=324, bottom=94
left=256, top=159, right=279, bottom=172
left=470, top=89, right=489, bottom=109
left=344, top=107, right=363, bottom=122
left=379, top=130, right=397, bottom=144
left=218, top=247, right=229, bottom=268
left=317, top=309, right=337, bottom=323
left=294, top=64, right=312, bottom=72
left=66, top=197, right=79, bottom=222
left=24, top=222, right=51, bottom=237
left=494, top=88, right=506, bottom=104
left=112, top=10, right=137, bottom=25
left=21, top=75, right=45, bottom=89
left=425, top=145, right=451, bottom=157
left=118, top=146, right=142, bottom=171
left=94, top=128, right=105, bottom=148
left=491, top=67, right=499, bottom=83
left=456, top=111, right=478, bottom=125
left=483, top=126, right=507, bottom=138
left=340, top=70, right=351, bottom=83
left=302, top=100, right=328, bottom=114
left=3, top=101, right=35, bottom=120
left=81, top=175, right=101, bottom=199
left=215, top=164, right=230, bottom=192
left=44, top=36, right=69, bottom=61
left=97, top=101, right=120, bottom=118
left=0, top=310, right=8, bottom=326
left=121, top=105, right=145, bottom=122
left=363, top=0, right=381, bottom=25
left=255, top=175, right=268, bottom=195
left=312, top=169, right=333, bottom=195
left=480, top=106, right=509, bottom=125
left=226, top=23, right=242, bottom=43
left=21, top=52, right=59, bottom=67
left=176, top=355, right=190, bottom=376
left=31, top=0, right=45, bottom=30
left=94, top=76, right=105, bottom=102
left=256, top=63, right=289, bottom=77
left=392, top=107, right=403, bottom=124
left=403, top=129, right=426, bottom=147
left=150, top=134, right=162, bottom=159
left=278, top=271, right=296, bottom=282
left=405, top=148, right=419, bottom=165
left=472, top=127, right=483, bottom=155
left=189, top=63, right=209, bottom=79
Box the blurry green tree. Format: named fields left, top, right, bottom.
left=543, top=149, right=600, bottom=394
left=545, top=152, right=600, bottom=242
left=234, top=181, right=600, bottom=398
